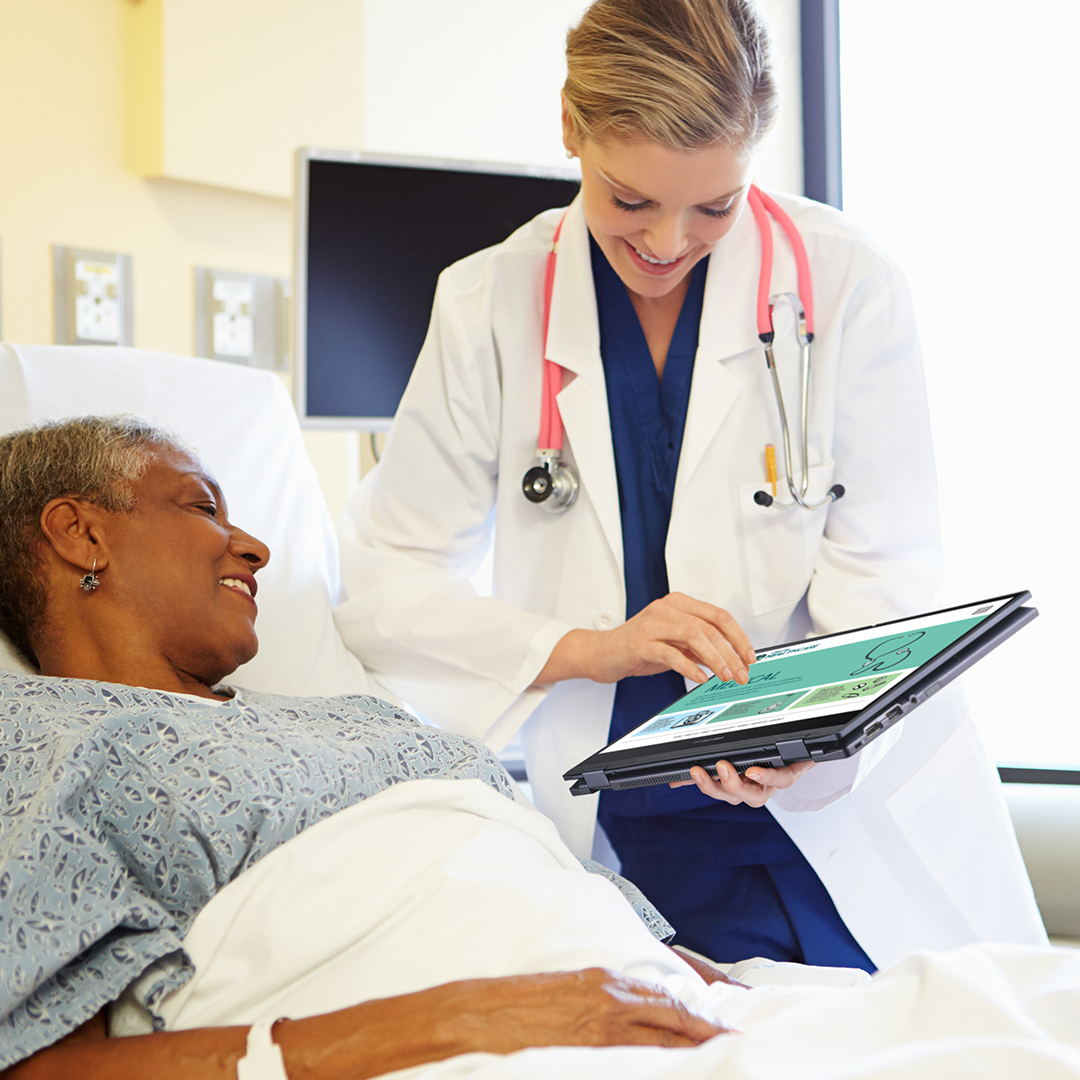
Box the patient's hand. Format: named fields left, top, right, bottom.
left=669, top=759, right=815, bottom=806
left=394, top=969, right=732, bottom=1054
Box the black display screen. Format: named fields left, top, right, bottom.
left=300, top=156, right=581, bottom=426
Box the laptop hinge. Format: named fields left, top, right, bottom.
left=775, top=739, right=809, bottom=765
left=582, top=770, right=611, bottom=791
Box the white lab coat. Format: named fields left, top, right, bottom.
left=335, top=193, right=1046, bottom=970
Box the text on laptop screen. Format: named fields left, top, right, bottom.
left=599, top=598, right=1014, bottom=755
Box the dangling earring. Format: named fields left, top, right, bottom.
left=79, top=559, right=100, bottom=592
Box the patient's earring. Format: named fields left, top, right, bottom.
left=79, top=559, right=100, bottom=592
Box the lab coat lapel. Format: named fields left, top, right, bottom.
left=675, top=203, right=762, bottom=498
left=545, top=200, right=624, bottom=571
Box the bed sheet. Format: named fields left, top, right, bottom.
left=378, top=943, right=1080, bottom=1079
left=140, top=778, right=1080, bottom=1079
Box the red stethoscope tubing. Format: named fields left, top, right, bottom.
left=746, top=185, right=814, bottom=340
left=539, top=212, right=568, bottom=451
left=537, top=184, right=813, bottom=453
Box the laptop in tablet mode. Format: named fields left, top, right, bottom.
left=563, top=591, right=1037, bottom=796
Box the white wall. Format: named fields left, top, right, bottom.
left=361, top=0, right=803, bottom=192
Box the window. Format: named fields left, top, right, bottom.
left=838, top=0, right=1080, bottom=765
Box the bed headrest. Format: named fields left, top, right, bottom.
left=0, top=343, right=370, bottom=698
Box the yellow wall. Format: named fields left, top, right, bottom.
left=0, top=0, right=360, bottom=515
left=131, top=0, right=365, bottom=198
left=0, top=0, right=293, bottom=353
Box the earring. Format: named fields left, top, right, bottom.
left=565, top=149, right=575, bottom=160
left=79, top=559, right=100, bottom=592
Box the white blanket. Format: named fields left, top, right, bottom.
left=157, top=779, right=1080, bottom=1078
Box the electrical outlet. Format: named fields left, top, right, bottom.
left=53, top=246, right=133, bottom=345
left=195, top=267, right=288, bottom=371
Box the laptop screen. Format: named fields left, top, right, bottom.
left=598, top=595, right=1018, bottom=757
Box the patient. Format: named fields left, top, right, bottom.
left=0, top=417, right=741, bottom=1079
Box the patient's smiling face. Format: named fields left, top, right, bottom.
left=101, top=446, right=271, bottom=691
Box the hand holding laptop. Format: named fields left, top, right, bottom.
left=669, top=757, right=816, bottom=805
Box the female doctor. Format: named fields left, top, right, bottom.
left=334, top=0, right=1045, bottom=971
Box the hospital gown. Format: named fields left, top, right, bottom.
left=0, top=673, right=672, bottom=1069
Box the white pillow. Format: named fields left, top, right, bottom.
left=0, top=343, right=370, bottom=698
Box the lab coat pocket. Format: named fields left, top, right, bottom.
left=738, top=462, right=834, bottom=617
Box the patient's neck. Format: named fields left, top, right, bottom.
left=35, top=624, right=234, bottom=701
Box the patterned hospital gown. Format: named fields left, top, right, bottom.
left=0, top=673, right=672, bottom=1068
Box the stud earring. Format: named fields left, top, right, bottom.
left=565, top=149, right=575, bottom=160
left=79, top=559, right=100, bottom=592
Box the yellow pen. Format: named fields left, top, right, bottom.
left=765, top=443, right=777, bottom=498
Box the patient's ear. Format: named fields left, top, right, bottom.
left=39, top=498, right=111, bottom=575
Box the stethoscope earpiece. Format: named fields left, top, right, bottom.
left=754, top=483, right=845, bottom=511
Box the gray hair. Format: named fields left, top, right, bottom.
left=0, top=415, right=182, bottom=667
left=564, top=0, right=778, bottom=152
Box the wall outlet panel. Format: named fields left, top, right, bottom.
left=53, top=246, right=133, bottom=346
left=195, top=267, right=288, bottom=371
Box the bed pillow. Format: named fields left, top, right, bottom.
left=0, top=343, right=370, bottom=698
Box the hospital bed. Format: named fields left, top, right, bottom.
left=2, top=342, right=1079, bottom=1079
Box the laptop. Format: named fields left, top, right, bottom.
left=564, top=591, right=1036, bottom=796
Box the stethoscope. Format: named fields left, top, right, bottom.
left=521, top=184, right=845, bottom=514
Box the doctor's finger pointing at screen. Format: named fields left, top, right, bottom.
left=335, top=0, right=1045, bottom=972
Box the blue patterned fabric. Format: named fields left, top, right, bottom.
left=0, top=672, right=671, bottom=1068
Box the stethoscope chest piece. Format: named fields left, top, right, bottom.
left=523, top=452, right=579, bottom=513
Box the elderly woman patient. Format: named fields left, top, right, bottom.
left=0, top=417, right=741, bottom=1079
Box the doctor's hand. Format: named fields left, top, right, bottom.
left=669, top=759, right=816, bottom=806
left=534, top=592, right=756, bottom=688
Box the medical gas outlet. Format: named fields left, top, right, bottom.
left=52, top=246, right=134, bottom=346
left=195, top=267, right=289, bottom=371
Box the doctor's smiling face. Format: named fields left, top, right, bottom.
left=564, top=109, right=754, bottom=304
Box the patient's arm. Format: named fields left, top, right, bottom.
left=2, top=969, right=728, bottom=1080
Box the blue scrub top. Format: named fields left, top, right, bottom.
left=589, top=237, right=874, bottom=971
left=591, top=236, right=718, bottom=817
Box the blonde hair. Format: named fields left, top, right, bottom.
left=563, top=0, right=777, bottom=152
left=0, top=416, right=180, bottom=667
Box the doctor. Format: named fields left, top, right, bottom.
left=335, top=0, right=1045, bottom=970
